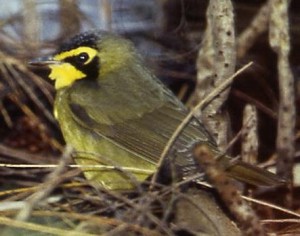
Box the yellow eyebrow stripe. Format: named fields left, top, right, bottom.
left=54, top=46, right=97, bottom=65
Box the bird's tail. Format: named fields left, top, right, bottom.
left=226, top=160, right=285, bottom=186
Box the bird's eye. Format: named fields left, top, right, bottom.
left=76, top=52, right=89, bottom=64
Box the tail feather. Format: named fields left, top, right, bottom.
left=226, top=161, right=285, bottom=186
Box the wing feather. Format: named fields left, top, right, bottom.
left=68, top=98, right=213, bottom=165
left=67, top=89, right=283, bottom=186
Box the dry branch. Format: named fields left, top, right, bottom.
left=193, top=144, right=265, bottom=236
left=190, top=0, right=236, bottom=150
left=242, top=104, right=258, bottom=165
left=269, top=0, right=295, bottom=183
left=237, top=3, right=269, bottom=58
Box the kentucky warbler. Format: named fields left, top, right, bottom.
left=31, top=30, right=282, bottom=190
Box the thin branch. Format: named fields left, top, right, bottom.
left=237, top=3, right=269, bottom=58
left=193, top=144, right=265, bottom=236
left=15, top=146, right=73, bottom=221
left=191, top=0, right=236, bottom=149
left=241, top=104, right=258, bottom=164
left=269, top=0, right=295, bottom=187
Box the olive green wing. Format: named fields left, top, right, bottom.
left=68, top=99, right=213, bottom=165
left=67, top=92, right=283, bottom=186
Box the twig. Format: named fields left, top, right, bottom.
left=190, top=0, right=236, bottom=149
left=22, top=0, right=41, bottom=54
left=262, top=219, right=300, bottom=224
left=269, top=0, right=295, bottom=204
left=232, top=89, right=277, bottom=120
left=193, top=144, right=265, bottom=236
left=237, top=3, right=270, bottom=58
left=0, top=144, right=56, bottom=164
left=177, top=178, right=300, bottom=219
left=243, top=195, right=300, bottom=219
left=0, top=215, right=96, bottom=236
left=15, top=146, right=73, bottom=221
left=242, top=104, right=258, bottom=164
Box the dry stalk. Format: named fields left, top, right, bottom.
left=99, top=0, right=113, bottom=30
left=15, top=146, right=73, bottom=221
left=190, top=0, right=236, bottom=150
left=242, top=104, right=258, bottom=165
left=22, top=0, right=41, bottom=54
left=193, top=144, right=265, bottom=236
left=269, top=0, right=295, bottom=185
left=237, top=3, right=270, bottom=58
left=0, top=215, right=96, bottom=236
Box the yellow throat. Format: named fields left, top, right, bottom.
left=49, top=46, right=97, bottom=89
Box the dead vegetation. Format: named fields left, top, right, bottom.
left=0, top=0, right=300, bottom=235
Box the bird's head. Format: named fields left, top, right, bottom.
left=30, top=31, right=138, bottom=90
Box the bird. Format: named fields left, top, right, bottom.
left=30, top=30, right=282, bottom=190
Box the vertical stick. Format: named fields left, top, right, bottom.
left=269, top=0, right=295, bottom=204
left=242, top=104, right=258, bottom=165
left=190, top=0, right=236, bottom=150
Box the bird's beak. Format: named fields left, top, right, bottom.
left=28, top=56, right=61, bottom=67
